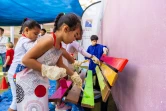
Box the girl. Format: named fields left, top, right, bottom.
left=16, top=13, right=83, bottom=111
left=7, top=18, right=41, bottom=111
left=61, top=28, right=100, bottom=70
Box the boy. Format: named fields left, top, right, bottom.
left=85, top=35, right=108, bottom=88
left=85, top=35, right=108, bottom=111
left=40, top=28, right=47, bottom=37
left=3, top=42, right=14, bottom=73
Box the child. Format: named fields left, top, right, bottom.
left=85, top=35, right=108, bottom=88
left=7, top=18, right=41, bottom=111
left=39, top=28, right=47, bottom=37
left=61, top=26, right=100, bottom=70
left=85, top=35, right=108, bottom=111
left=3, top=42, right=14, bottom=73
left=16, top=13, right=83, bottom=111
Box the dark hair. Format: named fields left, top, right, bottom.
left=41, top=28, right=46, bottom=33
left=80, top=25, right=83, bottom=35
left=91, top=35, right=98, bottom=41
left=0, top=27, right=4, bottom=32
left=76, top=25, right=83, bottom=40
left=19, top=18, right=41, bottom=34
left=53, top=13, right=81, bottom=33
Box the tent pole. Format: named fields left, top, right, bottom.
left=40, top=24, right=43, bottom=29
left=10, top=26, right=14, bottom=43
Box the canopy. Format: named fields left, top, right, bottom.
left=0, top=0, right=83, bottom=26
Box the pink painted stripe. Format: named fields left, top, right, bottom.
left=49, top=81, right=72, bottom=100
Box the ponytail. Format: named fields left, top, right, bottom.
left=19, top=18, right=29, bottom=34
left=53, top=13, right=81, bottom=33
left=19, top=18, right=41, bottom=34
left=53, top=13, right=65, bottom=33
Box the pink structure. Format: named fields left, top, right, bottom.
left=101, top=0, right=166, bottom=110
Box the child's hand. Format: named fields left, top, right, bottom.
left=41, top=64, right=67, bottom=80
left=72, top=60, right=82, bottom=67
left=82, top=60, right=89, bottom=63
left=91, top=55, right=100, bottom=65
left=103, top=47, right=108, bottom=55
left=71, top=72, right=82, bottom=88
left=3, top=64, right=6, bottom=67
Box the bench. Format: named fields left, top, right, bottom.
left=49, top=55, right=128, bottom=108
left=95, top=55, right=128, bottom=103
left=49, top=79, right=72, bottom=102
left=49, top=68, right=87, bottom=103
left=65, top=69, right=87, bottom=104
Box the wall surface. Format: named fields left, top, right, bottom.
left=101, top=0, right=166, bottom=110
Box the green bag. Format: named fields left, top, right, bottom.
left=0, top=56, right=3, bottom=65
left=8, top=37, right=10, bottom=42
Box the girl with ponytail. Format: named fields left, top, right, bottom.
left=7, top=18, right=41, bottom=111
left=16, top=13, right=83, bottom=111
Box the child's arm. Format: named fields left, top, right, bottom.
left=61, top=48, right=85, bottom=67
left=85, top=46, right=91, bottom=60
left=56, top=55, right=82, bottom=87
left=3, top=50, right=10, bottom=67
left=85, top=46, right=100, bottom=65
left=3, top=56, right=10, bottom=67
left=22, top=37, right=53, bottom=72
left=22, top=37, right=69, bottom=80
left=68, top=41, right=92, bottom=58
left=103, top=46, right=109, bottom=55
left=56, top=55, right=74, bottom=76
left=61, top=47, right=75, bottom=64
